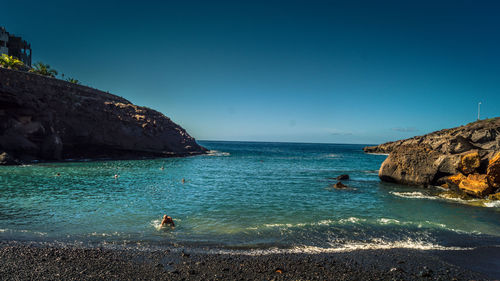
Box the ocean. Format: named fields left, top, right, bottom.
left=1, top=141, right=499, bottom=254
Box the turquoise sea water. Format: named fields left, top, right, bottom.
left=1, top=141, right=499, bottom=253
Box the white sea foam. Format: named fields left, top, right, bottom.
left=89, top=232, right=121, bottom=237
left=0, top=228, right=47, bottom=236
left=324, top=154, right=340, bottom=158
left=206, top=150, right=230, bottom=157
left=377, top=218, right=401, bottom=225
left=389, top=191, right=500, bottom=208
left=338, top=217, right=365, bottom=224
left=390, top=191, right=439, bottom=200
left=207, top=238, right=473, bottom=256
left=151, top=219, right=163, bottom=230
left=484, top=201, right=500, bottom=208
left=262, top=218, right=363, bottom=229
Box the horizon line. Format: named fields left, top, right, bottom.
left=197, top=139, right=379, bottom=146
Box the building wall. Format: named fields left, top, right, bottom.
left=0, top=27, right=32, bottom=67
left=7, top=36, right=32, bottom=67
left=0, top=28, right=9, bottom=55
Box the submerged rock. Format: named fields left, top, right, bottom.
left=336, top=174, right=349, bottom=180
left=0, top=68, right=206, bottom=164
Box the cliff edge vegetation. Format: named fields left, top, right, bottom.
left=364, top=118, right=500, bottom=199
left=0, top=67, right=206, bottom=165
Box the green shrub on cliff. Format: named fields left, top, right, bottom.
left=66, top=78, right=80, bottom=84
left=0, top=54, right=25, bottom=70
left=30, top=62, right=58, bottom=78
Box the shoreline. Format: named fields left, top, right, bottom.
left=1, top=150, right=208, bottom=166
left=0, top=240, right=496, bottom=280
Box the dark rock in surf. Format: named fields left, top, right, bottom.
left=336, top=174, right=349, bottom=180
left=334, top=182, right=348, bottom=189
left=0, top=151, right=19, bottom=165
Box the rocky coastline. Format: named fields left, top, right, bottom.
left=364, top=118, right=500, bottom=200
left=0, top=68, right=206, bottom=165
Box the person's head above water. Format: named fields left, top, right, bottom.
left=161, top=214, right=175, bottom=227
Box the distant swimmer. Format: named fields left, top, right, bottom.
left=160, top=166, right=164, bottom=170
left=181, top=178, right=185, bottom=184
left=55, top=173, right=61, bottom=177
left=161, top=214, right=175, bottom=228
left=114, top=174, right=118, bottom=179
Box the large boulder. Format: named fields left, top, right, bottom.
left=378, top=145, right=458, bottom=186
left=458, top=174, right=492, bottom=197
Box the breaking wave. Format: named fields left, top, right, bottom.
left=206, top=150, right=231, bottom=157
left=207, top=238, right=473, bottom=255
left=390, top=191, right=439, bottom=200
left=390, top=191, right=500, bottom=208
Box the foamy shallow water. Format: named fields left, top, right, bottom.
left=0, top=141, right=499, bottom=252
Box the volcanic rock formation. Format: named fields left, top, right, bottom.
left=364, top=118, right=500, bottom=198
left=0, top=68, right=206, bottom=164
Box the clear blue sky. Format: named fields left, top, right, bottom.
left=3, top=0, right=499, bottom=144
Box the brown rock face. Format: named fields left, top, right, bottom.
left=458, top=174, right=492, bottom=197
left=378, top=145, right=459, bottom=186
left=459, top=151, right=480, bottom=175
left=487, top=152, right=500, bottom=188
left=365, top=117, right=500, bottom=194
left=0, top=68, right=206, bottom=164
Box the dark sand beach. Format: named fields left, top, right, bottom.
left=1, top=241, right=497, bottom=280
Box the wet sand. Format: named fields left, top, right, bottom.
left=0, top=241, right=496, bottom=280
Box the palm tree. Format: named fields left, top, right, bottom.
left=30, top=62, right=58, bottom=77
left=0, top=54, right=25, bottom=70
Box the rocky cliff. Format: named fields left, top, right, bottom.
left=364, top=118, right=500, bottom=198
left=0, top=68, right=206, bottom=164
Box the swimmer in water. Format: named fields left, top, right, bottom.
left=55, top=173, right=61, bottom=177
left=160, top=166, right=164, bottom=170
left=114, top=174, right=118, bottom=179
left=161, top=214, right=175, bottom=228
left=181, top=178, right=185, bottom=184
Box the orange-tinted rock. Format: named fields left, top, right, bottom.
left=334, top=182, right=348, bottom=189
left=487, top=152, right=500, bottom=188
left=458, top=174, right=492, bottom=197
left=488, top=192, right=500, bottom=200
left=459, top=151, right=480, bottom=175
left=447, top=173, right=466, bottom=187
left=440, top=183, right=449, bottom=189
